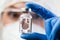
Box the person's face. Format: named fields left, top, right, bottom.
left=2, top=2, right=26, bottom=25
left=2, top=2, right=44, bottom=28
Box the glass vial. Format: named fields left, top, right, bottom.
left=19, top=8, right=32, bottom=34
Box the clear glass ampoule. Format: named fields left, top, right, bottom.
left=19, top=8, right=32, bottom=34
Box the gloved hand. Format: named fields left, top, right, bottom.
left=21, top=2, right=60, bottom=40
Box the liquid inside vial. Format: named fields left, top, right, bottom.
left=19, top=12, right=32, bottom=34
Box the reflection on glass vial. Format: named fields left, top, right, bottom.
left=19, top=8, right=32, bottom=34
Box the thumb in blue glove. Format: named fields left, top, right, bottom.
left=21, top=33, right=47, bottom=40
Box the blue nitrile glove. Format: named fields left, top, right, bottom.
left=21, top=2, right=60, bottom=40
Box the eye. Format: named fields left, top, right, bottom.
left=8, top=12, right=20, bottom=18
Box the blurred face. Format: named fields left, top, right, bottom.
left=2, top=2, right=26, bottom=25
left=2, top=2, right=44, bottom=28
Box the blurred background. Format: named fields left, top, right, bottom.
left=0, top=0, right=60, bottom=40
